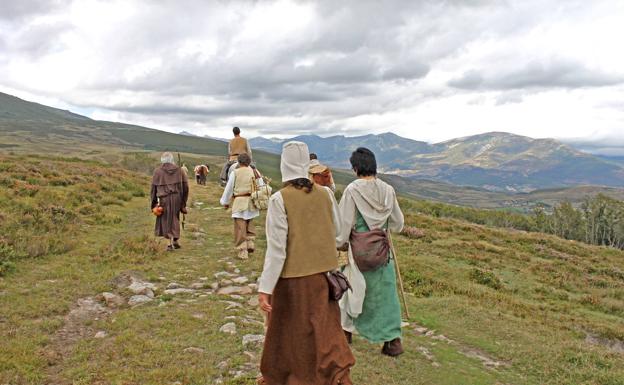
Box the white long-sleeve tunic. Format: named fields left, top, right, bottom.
left=219, top=169, right=260, bottom=220
left=258, top=186, right=341, bottom=294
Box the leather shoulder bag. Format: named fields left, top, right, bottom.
left=349, top=228, right=390, bottom=272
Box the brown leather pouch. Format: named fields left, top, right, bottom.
left=349, top=228, right=390, bottom=272
left=325, top=271, right=352, bottom=301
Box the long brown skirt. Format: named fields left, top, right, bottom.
left=260, top=273, right=355, bottom=385
left=155, top=193, right=182, bottom=239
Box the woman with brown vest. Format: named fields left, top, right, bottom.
left=257, top=141, right=355, bottom=385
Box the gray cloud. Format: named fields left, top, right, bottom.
left=1, top=0, right=623, bottom=141
left=0, top=0, right=71, bottom=21
left=449, top=60, right=624, bottom=90
left=11, top=22, right=71, bottom=57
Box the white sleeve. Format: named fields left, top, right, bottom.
left=324, top=187, right=341, bottom=245
left=258, top=192, right=288, bottom=294
left=388, top=190, right=404, bottom=233
left=220, top=171, right=236, bottom=206
left=336, top=186, right=356, bottom=247
left=247, top=141, right=253, bottom=158
left=228, top=162, right=237, bottom=178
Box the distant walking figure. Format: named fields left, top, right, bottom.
left=257, top=141, right=355, bottom=385
left=150, top=152, right=189, bottom=251
left=338, top=147, right=405, bottom=356
left=220, top=153, right=259, bottom=260
left=194, top=164, right=209, bottom=185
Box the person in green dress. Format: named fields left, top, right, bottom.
left=337, top=147, right=405, bottom=357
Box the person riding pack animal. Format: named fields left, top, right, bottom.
left=220, top=127, right=253, bottom=186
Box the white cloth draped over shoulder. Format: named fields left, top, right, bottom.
left=258, top=186, right=341, bottom=295
left=337, top=178, right=404, bottom=331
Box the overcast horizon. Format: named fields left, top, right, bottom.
left=1, top=0, right=624, bottom=153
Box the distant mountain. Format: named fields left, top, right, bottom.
left=252, top=133, right=435, bottom=169
left=3, top=91, right=624, bottom=208
left=599, top=156, right=624, bottom=166
left=177, top=131, right=227, bottom=142
left=251, top=132, right=624, bottom=191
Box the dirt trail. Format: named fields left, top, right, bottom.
left=16, top=181, right=516, bottom=385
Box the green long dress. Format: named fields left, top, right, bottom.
left=352, top=211, right=402, bottom=343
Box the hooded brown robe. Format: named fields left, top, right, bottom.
left=150, top=163, right=189, bottom=240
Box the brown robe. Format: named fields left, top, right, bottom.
left=150, top=163, right=189, bottom=240
left=261, top=273, right=355, bottom=385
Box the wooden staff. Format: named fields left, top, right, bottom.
left=389, top=232, right=410, bottom=320
left=177, top=152, right=185, bottom=230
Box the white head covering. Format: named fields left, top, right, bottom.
left=280, top=141, right=310, bottom=182
left=161, top=152, right=175, bottom=164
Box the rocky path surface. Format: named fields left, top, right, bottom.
left=2, top=180, right=519, bottom=385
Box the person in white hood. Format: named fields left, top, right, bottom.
left=337, top=147, right=405, bottom=357
left=256, top=141, right=355, bottom=385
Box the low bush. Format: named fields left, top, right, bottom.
left=469, top=268, right=503, bottom=290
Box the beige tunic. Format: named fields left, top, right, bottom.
left=231, top=166, right=255, bottom=213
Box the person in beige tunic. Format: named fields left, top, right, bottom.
left=150, top=152, right=189, bottom=251
left=257, top=141, right=355, bottom=385
left=220, top=153, right=259, bottom=259
left=228, top=126, right=253, bottom=161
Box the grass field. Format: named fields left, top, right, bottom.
left=1, top=150, right=623, bottom=384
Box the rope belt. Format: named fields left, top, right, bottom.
left=233, top=193, right=252, bottom=199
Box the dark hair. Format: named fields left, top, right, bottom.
left=237, top=153, right=251, bottom=166
left=350, top=147, right=377, bottom=176
left=284, top=178, right=313, bottom=193
left=233, top=126, right=240, bottom=135
left=309, top=153, right=318, bottom=160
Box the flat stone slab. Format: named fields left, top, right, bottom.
left=128, top=295, right=153, bottom=306
left=164, top=288, right=196, bottom=295
left=242, top=334, right=265, bottom=348
left=217, top=286, right=253, bottom=296
left=219, top=322, right=237, bottom=335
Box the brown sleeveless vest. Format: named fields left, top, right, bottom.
left=280, top=184, right=338, bottom=278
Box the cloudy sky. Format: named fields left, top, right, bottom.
left=1, top=0, right=623, bottom=151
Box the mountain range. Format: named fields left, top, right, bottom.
left=250, top=132, right=624, bottom=192
left=3, top=91, right=624, bottom=208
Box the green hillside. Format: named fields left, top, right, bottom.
left=4, top=91, right=624, bottom=212
left=0, top=152, right=622, bottom=385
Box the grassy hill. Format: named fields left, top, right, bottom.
left=0, top=152, right=622, bottom=384
left=4, top=91, right=624, bottom=212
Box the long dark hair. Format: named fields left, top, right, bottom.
left=284, top=178, right=314, bottom=193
